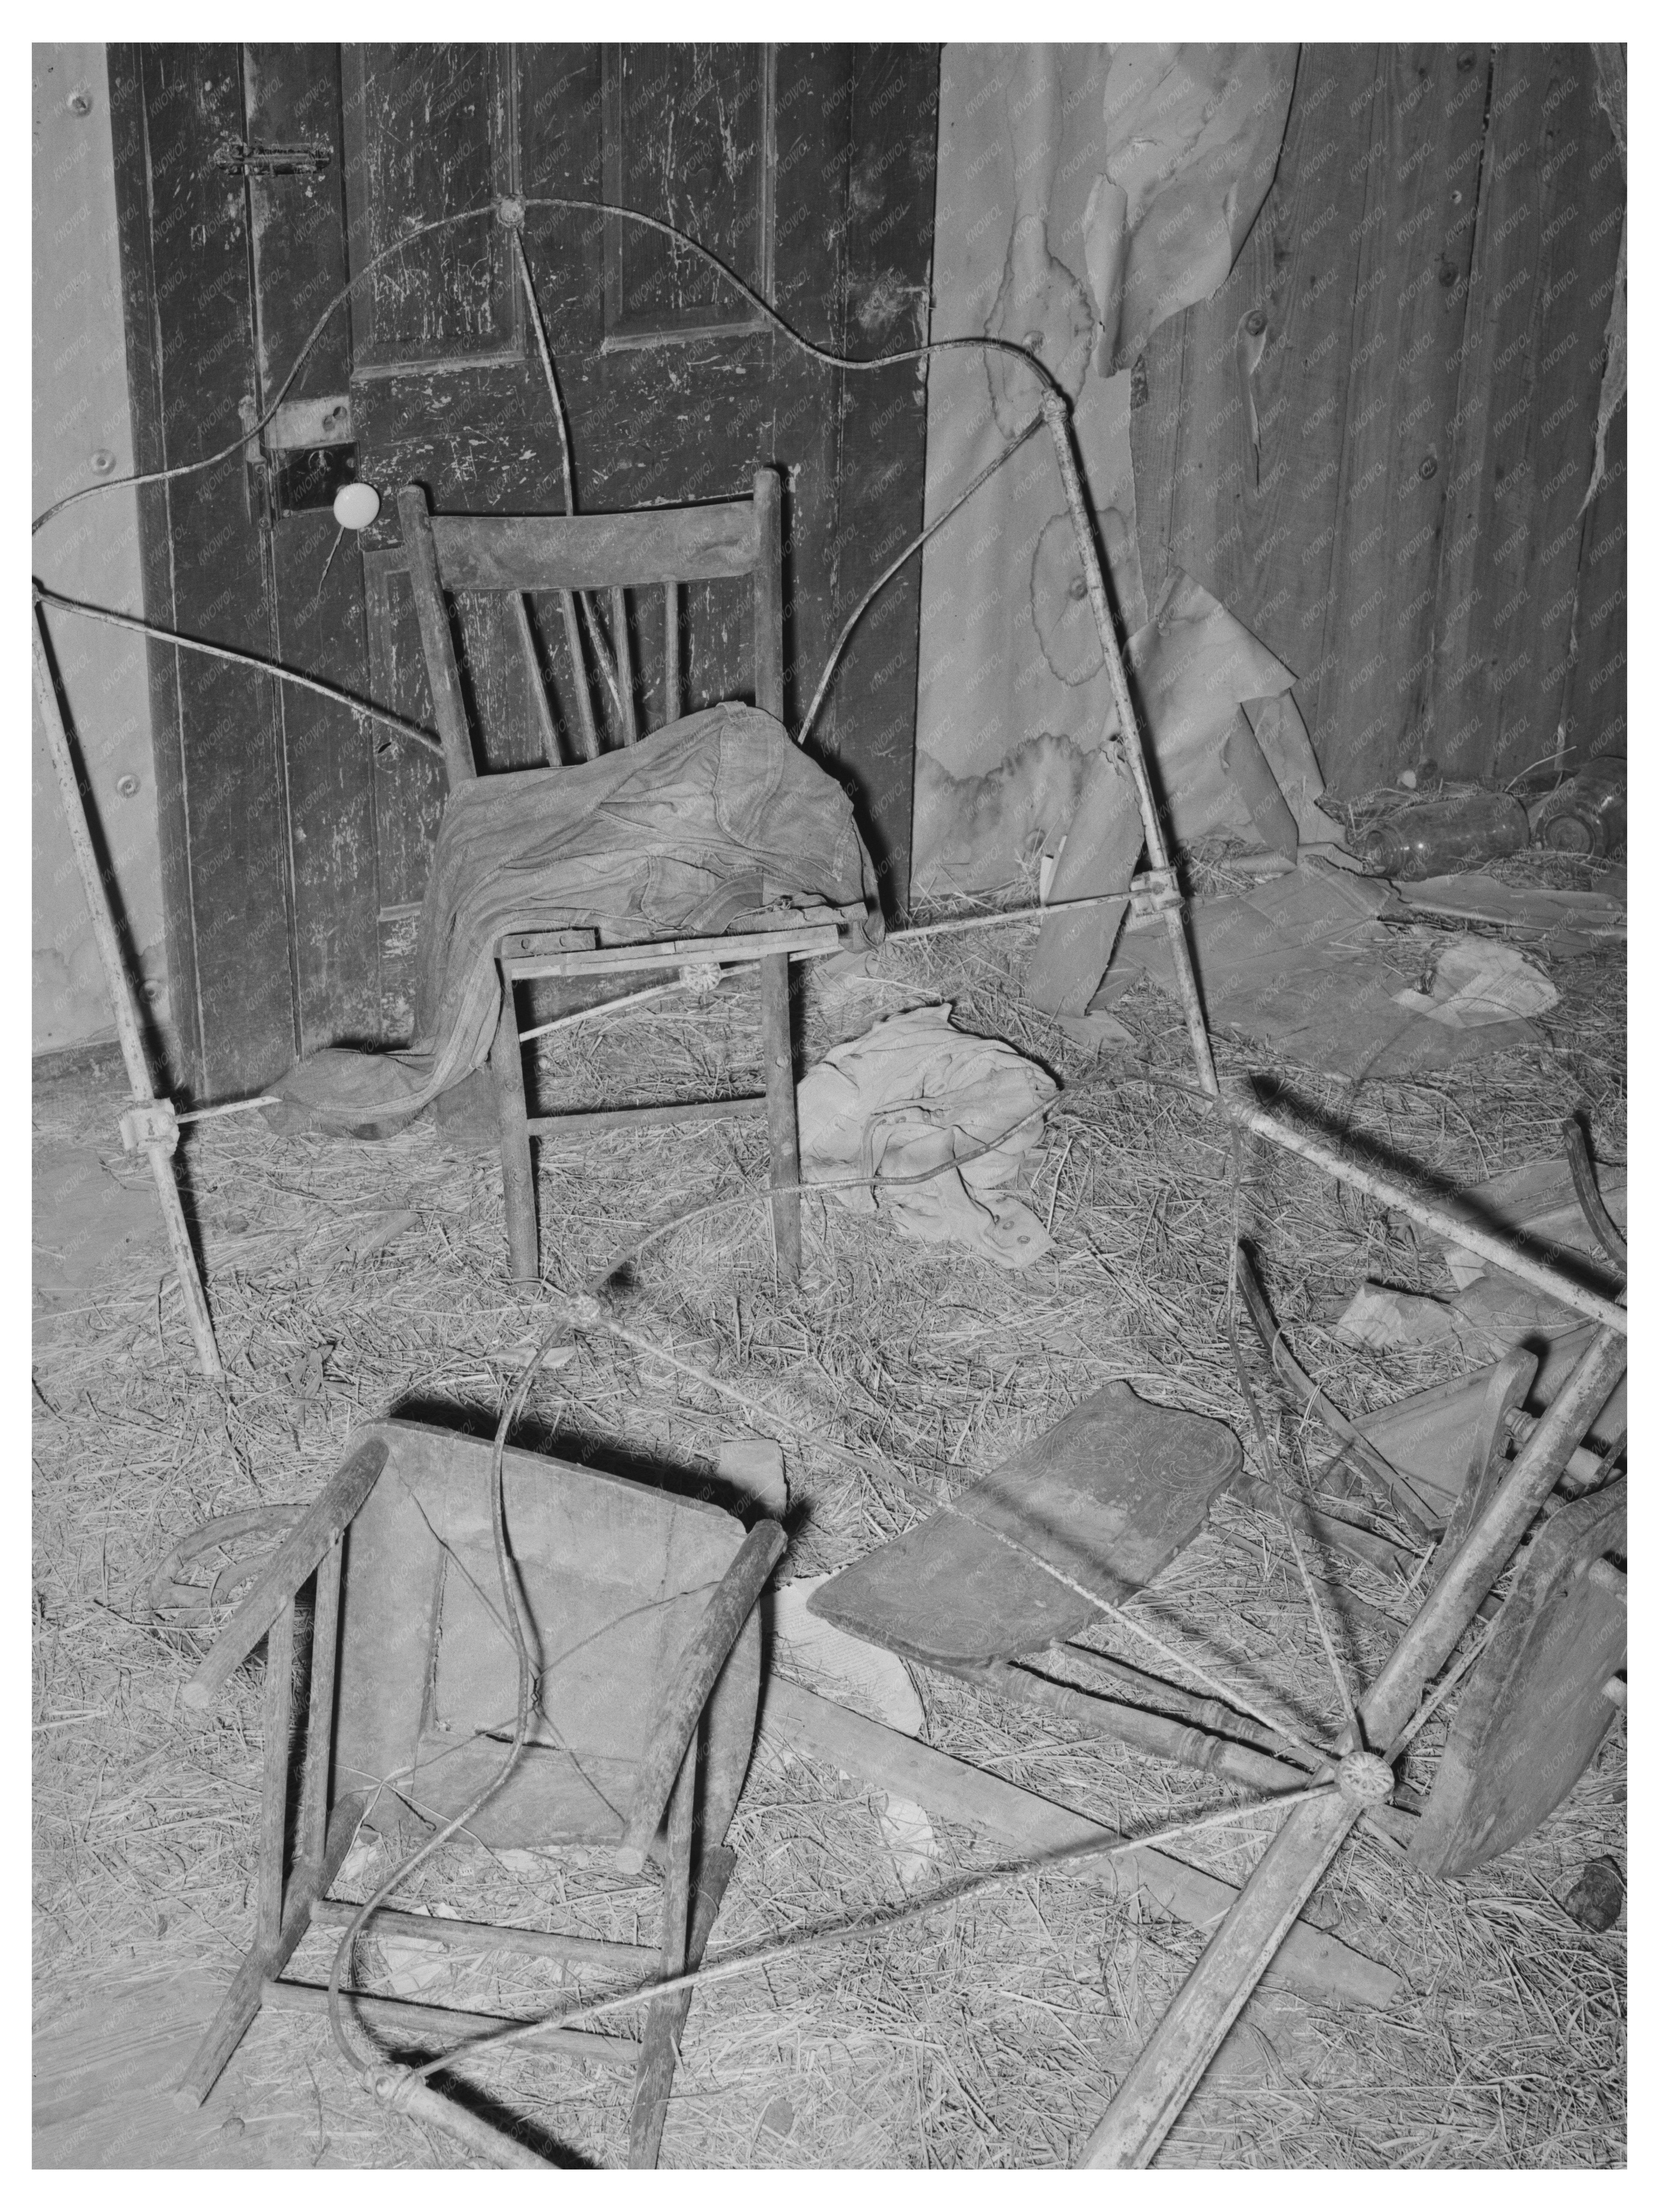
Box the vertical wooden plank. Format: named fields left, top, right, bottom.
left=752, top=471, right=785, bottom=721
left=1559, top=400, right=1626, bottom=763
left=1308, top=46, right=1491, bottom=789
left=118, top=46, right=297, bottom=1097
left=1148, top=46, right=1389, bottom=784
left=1429, top=47, right=1625, bottom=781
left=816, top=43, right=939, bottom=919
left=664, top=582, right=682, bottom=720
left=241, top=48, right=382, bottom=1059
left=108, top=45, right=199, bottom=1092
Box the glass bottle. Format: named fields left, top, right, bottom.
left=1356, top=788, right=1530, bottom=879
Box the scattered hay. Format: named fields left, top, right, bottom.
left=33, top=903, right=1625, bottom=2168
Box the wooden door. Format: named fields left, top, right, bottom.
left=110, top=42, right=937, bottom=1099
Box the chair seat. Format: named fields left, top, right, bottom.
left=333, top=1419, right=762, bottom=1851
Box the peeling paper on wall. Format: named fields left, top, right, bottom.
left=913, top=42, right=1295, bottom=899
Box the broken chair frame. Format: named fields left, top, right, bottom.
left=174, top=1421, right=784, bottom=2166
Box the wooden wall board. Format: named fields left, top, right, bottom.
left=113, top=45, right=299, bottom=1098
left=1130, top=43, right=1626, bottom=798
left=813, top=45, right=938, bottom=912
left=1559, top=400, right=1626, bottom=763
left=1132, top=45, right=1390, bottom=782
left=1311, top=46, right=1490, bottom=786
left=108, top=48, right=200, bottom=1089
left=1427, top=47, right=1625, bottom=782
left=245, top=47, right=383, bottom=1058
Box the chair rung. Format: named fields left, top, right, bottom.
left=505, top=922, right=843, bottom=982
left=308, top=1895, right=651, bottom=1968
left=263, top=1977, right=638, bottom=2069
left=526, top=1097, right=765, bottom=1138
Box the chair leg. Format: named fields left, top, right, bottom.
left=174, top=1793, right=365, bottom=2110
left=759, top=951, right=802, bottom=1284
left=625, top=1839, right=737, bottom=2169
left=491, top=970, right=539, bottom=1283
left=626, top=1750, right=695, bottom=2167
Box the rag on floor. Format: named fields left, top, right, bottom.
left=796, top=1005, right=1057, bottom=1269
left=1391, top=937, right=1558, bottom=1028
left=266, top=704, right=879, bottom=1136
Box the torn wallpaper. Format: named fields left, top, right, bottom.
left=912, top=44, right=1296, bottom=897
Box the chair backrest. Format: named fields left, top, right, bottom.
left=394, top=471, right=784, bottom=791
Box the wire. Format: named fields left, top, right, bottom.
left=967, top=1518, right=1338, bottom=1767
left=30, top=585, right=445, bottom=761
left=32, top=192, right=1065, bottom=765
left=796, top=413, right=1045, bottom=748
left=513, top=194, right=1062, bottom=400
left=31, top=203, right=506, bottom=542
left=325, top=1328, right=562, bottom=2075
left=397, top=1783, right=1333, bottom=2088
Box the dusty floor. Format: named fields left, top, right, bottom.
left=33, top=883, right=1626, bottom=2168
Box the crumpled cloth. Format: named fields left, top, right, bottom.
left=269, top=703, right=878, bottom=1135
left=1392, top=938, right=1559, bottom=1028
left=797, top=1005, right=1057, bottom=1269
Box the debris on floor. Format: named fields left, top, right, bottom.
left=1389, top=869, right=1626, bottom=956
left=795, top=1004, right=1057, bottom=1267
left=1562, top=1855, right=1625, bottom=1935
left=1390, top=936, right=1559, bottom=1029
left=1334, top=1281, right=1492, bottom=1358
left=33, top=909, right=1626, bottom=2169
left=1089, top=858, right=1548, bottom=1078
left=808, top=1380, right=1242, bottom=1663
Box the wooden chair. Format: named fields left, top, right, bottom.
left=174, top=1421, right=784, bottom=2167
left=395, top=471, right=863, bottom=1286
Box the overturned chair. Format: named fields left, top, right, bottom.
left=389, top=470, right=874, bottom=1286
left=174, top=1419, right=784, bottom=2166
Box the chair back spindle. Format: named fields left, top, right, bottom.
left=395, top=469, right=784, bottom=786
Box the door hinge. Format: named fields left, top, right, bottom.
left=213, top=136, right=332, bottom=180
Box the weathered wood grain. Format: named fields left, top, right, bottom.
left=116, top=46, right=298, bottom=1096
left=428, top=502, right=761, bottom=591
left=1311, top=45, right=1490, bottom=787
left=1559, top=400, right=1626, bottom=763
left=1131, top=44, right=1623, bottom=797
left=340, top=43, right=520, bottom=371
left=817, top=44, right=939, bottom=917
left=1428, top=47, right=1625, bottom=781
left=244, top=47, right=382, bottom=1056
